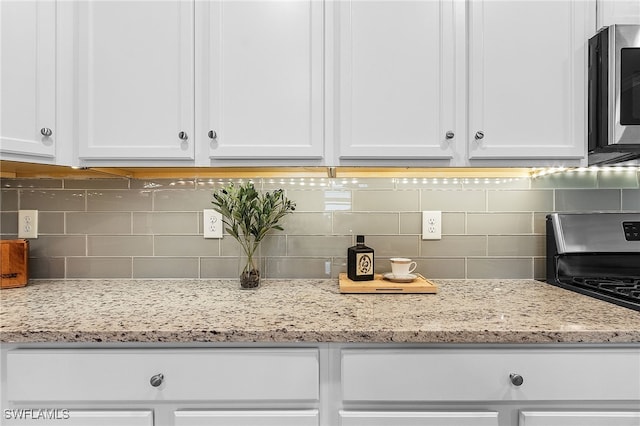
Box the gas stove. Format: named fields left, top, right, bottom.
left=546, top=213, right=640, bottom=311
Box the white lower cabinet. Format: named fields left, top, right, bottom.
left=339, top=411, right=499, bottom=426
left=174, top=410, right=319, bottom=426
left=519, top=411, right=640, bottom=426
left=2, top=410, right=153, bottom=426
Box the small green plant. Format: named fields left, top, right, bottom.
left=211, top=181, right=295, bottom=288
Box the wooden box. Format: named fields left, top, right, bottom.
left=1, top=239, right=29, bottom=288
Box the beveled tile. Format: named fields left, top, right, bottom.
left=462, top=177, right=530, bottom=189
left=488, top=190, right=553, bottom=212
left=399, top=212, right=422, bottom=234
left=39, top=212, right=65, bottom=234
left=418, top=258, right=465, bottom=279
left=467, top=213, right=532, bottom=235
left=597, top=170, right=639, bottom=189
left=333, top=212, right=399, bottom=235
left=488, top=236, right=545, bottom=256
left=28, top=236, right=86, bottom=257
left=64, top=179, right=129, bottom=189
left=261, top=235, right=287, bottom=257
left=266, top=257, right=332, bottom=278
left=533, top=257, right=547, bottom=281
left=19, top=189, right=85, bottom=211
left=622, top=189, right=640, bottom=210
left=131, top=178, right=196, bottom=189
left=88, top=236, right=153, bottom=256
left=87, top=190, right=152, bottom=212
left=1, top=178, right=63, bottom=188
left=66, top=212, right=131, bottom=234
left=29, top=257, right=65, bottom=279
left=467, top=258, right=533, bottom=279
left=287, top=235, right=351, bottom=256
left=286, top=189, right=352, bottom=212
left=200, top=257, right=241, bottom=278
left=531, top=172, right=597, bottom=189
left=332, top=178, right=395, bottom=190
left=154, top=189, right=214, bottom=211
left=353, top=190, right=419, bottom=212
left=282, top=212, right=332, bottom=235
left=67, top=257, right=132, bottom=279
left=1, top=212, right=18, bottom=234
left=533, top=212, right=550, bottom=234
left=442, top=212, right=466, bottom=234
left=133, top=257, right=198, bottom=278
left=366, top=235, right=419, bottom=257
left=421, top=190, right=486, bottom=212
left=396, top=177, right=464, bottom=190
left=420, top=236, right=486, bottom=257
left=135, top=212, right=199, bottom=234
left=555, top=189, right=621, bottom=212
left=1, top=190, right=18, bottom=210
left=154, top=235, right=220, bottom=256
left=262, top=177, right=331, bottom=191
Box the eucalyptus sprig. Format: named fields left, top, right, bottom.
left=211, top=181, right=296, bottom=272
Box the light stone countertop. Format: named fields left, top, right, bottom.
left=1, top=278, right=639, bottom=344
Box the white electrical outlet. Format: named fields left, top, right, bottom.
left=422, top=210, right=441, bottom=240
left=203, top=209, right=223, bottom=239
left=18, top=210, right=38, bottom=239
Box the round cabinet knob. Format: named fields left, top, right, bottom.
left=149, top=373, right=164, bottom=387
left=475, top=131, right=485, bottom=140
left=208, top=130, right=217, bottom=140
left=40, top=128, right=53, bottom=137
left=509, top=373, right=524, bottom=386
left=178, top=131, right=188, bottom=141
left=445, top=131, right=455, bottom=140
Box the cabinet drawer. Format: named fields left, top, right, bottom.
left=339, top=411, right=499, bottom=426
left=174, top=410, right=319, bottom=426
left=341, top=348, right=640, bottom=401
left=519, top=411, right=640, bottom=426
left=7, top=349, right=319, bottom=402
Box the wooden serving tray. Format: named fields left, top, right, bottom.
left=339, top=273, right=438, bottom=294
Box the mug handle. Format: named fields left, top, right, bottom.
left=408, top=262, right=417, bottom=273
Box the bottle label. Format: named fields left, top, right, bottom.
left=355, top=253, right=373, bottom=276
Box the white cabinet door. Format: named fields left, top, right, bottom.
left=520, top=411, right=640, bottom=426
left=468, top=0, right=592, bottom=161
left=2, top=410, right=152, bottom=426
left=597, top=0, right=640, bottom=28
left=174, top=410, right=319, bottom=426
left=336, top=0, right=457, bottom=161
left=199, top=0, right=324, bottom=161
left=0, top=1, right=56, bottom=161
left=76, top=0, right=194, bottom=161
left=339, top=411, right=499, bottom=426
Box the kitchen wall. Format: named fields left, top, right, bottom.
left=1, top=169, right=639, bottom=280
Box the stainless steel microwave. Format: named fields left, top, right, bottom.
left=588, top=24, right=640, bottom=165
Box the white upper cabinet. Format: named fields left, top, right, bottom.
left=76, top=1, right=195, bottom=161
left=467, top=0, right=593, bottom=162
left=335, top=0, right=458, bottom=163
left=597, top=0, right=640, bottom=28
left=1, top=1, right=57, bottom=162
left=198, top=0, right=324, bottom=163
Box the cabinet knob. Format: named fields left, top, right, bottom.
left=40, top=128, right=53, bottom=137
left=509, top=373, right=524, bottom=386
left=445, top=131, right=455, bottom=140
left=178, top=131, right=188, bottom=141
left=475, top=131, right=485, bottom=140
left=208, top=130, right=217, bottom=140
left=149, top=373, right=164, bottom=387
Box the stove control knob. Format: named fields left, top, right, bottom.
left=509, top=373, right=524, bottom=386
left=150, top=373, right=164, bottom=387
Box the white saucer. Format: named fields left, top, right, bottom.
left=383, top=272, right=417, bottom=283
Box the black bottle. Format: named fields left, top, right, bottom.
left=347, top=235, right=374, bottom=281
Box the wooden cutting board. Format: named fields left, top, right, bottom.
left=339, top=273, right=437, bottom=294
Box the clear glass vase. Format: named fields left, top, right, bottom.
left=239, top=245, right=261, bottom=289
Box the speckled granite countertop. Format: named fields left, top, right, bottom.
left=1, top=279, right=639, bottom=344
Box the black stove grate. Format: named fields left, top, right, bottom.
left=558, top=276, right=640, bottom=311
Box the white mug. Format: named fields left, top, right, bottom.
left=390, top=257, right=417, bottom=276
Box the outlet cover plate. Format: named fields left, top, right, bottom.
left=18, top=210, right=38, bottom=239
left=203, top=209, right=223, bottom=239
left=422, top=210, right=441, bottom=240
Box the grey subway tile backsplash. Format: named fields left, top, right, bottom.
left=0, top=171, right=635, bottom=280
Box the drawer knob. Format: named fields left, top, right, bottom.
left=475, top=131, right=485, bottom=140
left=208, top=130, right=217, bottom=140
left=40, top=127, right=53, bottom=137
left=509, top=373, right=524, bottom=386
left=445, top=131, right=455, bottom=140
left=178, top=131, right=188, bottom=141
left=149, top=373, right=164, bottom=387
